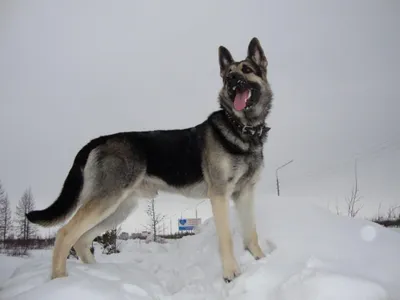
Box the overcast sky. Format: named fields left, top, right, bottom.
left=0, top=0, right=399, bottom=234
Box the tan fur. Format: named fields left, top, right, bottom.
left=201, top=127, right=265, bottom=280
left=233, top=185, right=265, bottom=259
left=74, top=195, right=139, bottom=264
left=208, top=192, right=240, bottom=281
left=51, top=189, right=134, bottom=279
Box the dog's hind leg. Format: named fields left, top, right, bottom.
left=232, top=186, right=265, bottom=260
left=74, top=195, right=139, bottom=264
left=51, top=191, right=135, bottom=279
left=51, top=141, right=145, bottom=279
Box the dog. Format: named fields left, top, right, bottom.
left=26, top=37, right=273, bottom=282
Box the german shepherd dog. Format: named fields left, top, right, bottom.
left=27, top=37, right=273, bottom=282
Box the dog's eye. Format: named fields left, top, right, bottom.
left=242, top=65, right=253, bottom=74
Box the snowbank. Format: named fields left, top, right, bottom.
left=1, top=195, right=399, bottom=300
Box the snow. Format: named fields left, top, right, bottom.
left=1, top=195, right=399, bottom=300
left=0, top=256, right=26, bottom=285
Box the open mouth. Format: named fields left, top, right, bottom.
left=230, top=80, right=254, bottom=111
left=233, top=88, right=252, bottom=111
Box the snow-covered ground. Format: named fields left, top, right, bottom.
left=1, top=195, right=399, bottom=300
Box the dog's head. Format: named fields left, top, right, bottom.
left=218, top=37, right=273, bottom=123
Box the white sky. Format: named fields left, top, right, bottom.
left=0, top=0, right=399, bottom=234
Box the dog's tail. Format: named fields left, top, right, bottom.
left=26, top=140, right=99, bottom=227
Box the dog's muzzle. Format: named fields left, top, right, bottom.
left=226, top=72, right=253, bottom=111
left=226, top=72, right=248, bottom=92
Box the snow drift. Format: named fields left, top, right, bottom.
left=1, top=195, right=399, bottom=300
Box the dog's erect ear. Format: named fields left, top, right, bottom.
left=218, top=46, right=234, bottom=76
left=247, top=37, right=267, bottom=69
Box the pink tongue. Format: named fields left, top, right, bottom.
left=233, top=89, right=250, bottom=111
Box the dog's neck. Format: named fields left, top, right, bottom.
left=224, top=110, right=270, bottom=138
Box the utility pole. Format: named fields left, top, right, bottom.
left=195, top=199, right=206, bottom=220
left=275, top=159, right=294, bottom=196
left=276, top=175, right=280, bottom=196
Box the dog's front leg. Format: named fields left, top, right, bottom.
left=232, top=186, right=265, bottom=260
left=209, top=192, right=240, bottom=282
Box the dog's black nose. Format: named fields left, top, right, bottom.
left=227, top=72, right=243, bottom=82
left=227, top=72, right=245, bottom=87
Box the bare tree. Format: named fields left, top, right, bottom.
left=145, top=198, right=166, bottom=242
left=345, top=159, right=363, bottom=217
left=386, top=205, right=400, bottom=220
left=372, top=204, right=400, bottom=227
left=0, top=181, right=12, bottom=241
left=15, top=188, right=37, bottom=241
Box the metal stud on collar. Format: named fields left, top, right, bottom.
left=242, top=125, right=264, bottom=137
left=224, top=111, right=265, bottom=137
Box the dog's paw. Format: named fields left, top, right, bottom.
left=245, top=243, right=266, bottom=260
left=223, top=269, right=240, bottom=283
left=222, top=259, right=241, bottom=283
left=51, top=271, right=68, bottom=280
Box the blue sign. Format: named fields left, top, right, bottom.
left=179, top=225, right=194, bottom=231
left=178, top=219, right=195, bottom=231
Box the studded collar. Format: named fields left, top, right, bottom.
left=224, top=111, right=270, bottom=137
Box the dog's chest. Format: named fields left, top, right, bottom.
left=230, top=153, right=263, bottom=187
